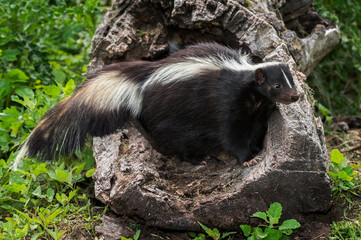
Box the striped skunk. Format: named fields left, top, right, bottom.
left=14, top=43, right=299, bottom=168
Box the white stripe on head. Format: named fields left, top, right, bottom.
left=281, top=69, right=293, bottom=89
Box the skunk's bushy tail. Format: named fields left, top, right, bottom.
left=13, top=64, right=145, bottom=168
left=13, top=43, right=263, bottom=169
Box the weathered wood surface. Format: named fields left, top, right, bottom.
left=89, top=0, right=339, bottom=238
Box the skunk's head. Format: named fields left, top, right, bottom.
left=254, top=63, right=299, bottom=104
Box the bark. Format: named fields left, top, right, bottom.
left=89, top=0, right=339, bottom=238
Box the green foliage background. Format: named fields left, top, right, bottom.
left=0, top=0, right=105, bottom=239
left=312, top=0, right=361, bottom=116
left=0, top=0, right=101, bottom=159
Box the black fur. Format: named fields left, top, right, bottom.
left=18, top=43, right=299, bottom=165
left=140, top=62, right=298, bottom=164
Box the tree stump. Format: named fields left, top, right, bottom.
left=90, top=0, right=339, bottom=238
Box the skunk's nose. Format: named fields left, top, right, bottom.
left=291, top=95, right=300, bottom=102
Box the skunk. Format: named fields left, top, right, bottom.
left=14, top=43, right=299, bottom=168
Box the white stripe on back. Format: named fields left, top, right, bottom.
left=142, top=55, right=283, bottom=92
left=82, top=71, right=143, bottom=116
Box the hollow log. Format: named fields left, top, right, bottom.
left=90, top=0, right=339, bottom=238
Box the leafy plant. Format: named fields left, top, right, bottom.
left=0, top=76, right=76, bottom=159
left=188, top=222, right=236, bottom=240
left=121, top=229, right=141, bottom=240
left=0, top=0, right=105, bottom=160
left=327, top=149, right=361, bottom=203
left=0, top=0, right=101, bottom=109
left=0, top=0, right=107, bottom=238
left=0, top=154, right=103, bottom=239
left=240, top=202, right=301, bottom=240
left=311, top=0, right=361, bottom=116
left=190, top=203, right=300, bottom=240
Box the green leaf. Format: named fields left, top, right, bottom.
left=133, top=229, right=141, bottom=240
left=209, top=228, right=220, bottom=239
left=254, top=227, right=268, bottom=238
left=32, top=186, right=45, bottom=198
left=45, top=208, right=62, bottom=226
left=31, top=163, right=48, bottom=175
left=317, top=103, right=330, bottom=116
left=198, top=221, right=212, bottom=233
left=55, top=170, right=72, bottom=184
left=252, top=212, right=268, bottom=222
left=32, top=186, right=42, bottom=198
left=0, top=106, right=20, bottom=122
left=240, top=225, right=252, bottom=237
left=52, top=69, right=67, bottom=84
left=45, top=228, right=57, bottom=239
left=0, top=78, right=11, bottom=100
left=279, top=219, right=301, bottom=231
left=281, top=229, right=293, bottom=236
left=267, top=202, right=282, bottom=222
left=327, top=171, right=338, bottom=179
left=220, top=231, right=236, bottom=239
left=331, top=149, right=344, bottom=165
left=68, top=189, right=77, bottom=202
left=42, top=85, right=61, bottom=97
left=47, top=170, right=57, bottom=180
left=56, top=170, right=68, bottom=182
left=342, top=166, right=354, bottom=176
left=5, top=69, right=29, bottom=83
left=0, top=133, right=11, bottom=152
left=85, top=168, right=96, bottom=178
left=339, top=181, right=350, bottom=190
left=264, top=228, right=283, bottom=240
left=269, top=217, right=280, bottom=226
left=9, top=170, right=23, bottom=184
left=339, top=158, right=349, bottom=169
left=15, top=223, right=29, bottom=238
left=1, top=49, right=21, bottom=61
left=23, top=96, right=37, bottom=109
left=198, top=222, right=219, bottom=239
left=73, top=162, right=86, bottom=175
left=30, top=231, right=44, bottom=240
left=56, top=193, right=68, bottom=205
left=15, top=87, right=34, bottom=99
left=46, top=188, right=55, bottom=202
left=338, top=171, right=353, bottom=181
left=63, top=79, right=75, bottom=96
left=3, top=183, right=27, bottom=194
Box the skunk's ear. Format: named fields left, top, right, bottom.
left=255, top=68, right=265, bottom=86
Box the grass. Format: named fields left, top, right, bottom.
left=330, top=218, right=361, bottom=240
left=326, top=136, right=361, bottom=239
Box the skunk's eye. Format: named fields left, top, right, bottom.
left=274, top=83, right=281, bottom=89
